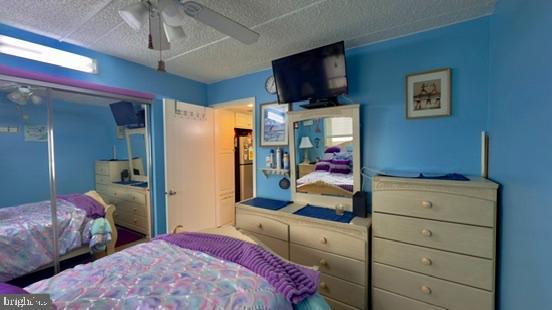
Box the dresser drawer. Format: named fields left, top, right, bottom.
left=373, top=288, right=445, bottom=310
left=236, top=213, right=289, bottom=241
left=123, top=190, right=146, bottom=204
left=115, top=212, right=149, bottom=234
left=373, top=263, right=493, bottom=310
left=290, top=244, right=366, bottom=285
left=324, top=296, right=359, bottom=310
left=319, top=273, right=365, bottom=309
left=373, top=191, right=495, bottom=227
left=116, top=201, right=148, bottom=217
left=374, top=238, right=493, bottom=290
left=290, top=224, right=366, bottom=261
left=96, top=175, right=111, bottom=185
left=95, top=162, right=110, bottom=176
left=242, top=230, right=289, bottom=260
left=373, top=213, right=494, bottom=258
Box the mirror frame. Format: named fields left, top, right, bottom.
left=288, top=104, right=360, bottom=210
left=125, top=126, right=149, bottom=183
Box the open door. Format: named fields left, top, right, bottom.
left=214, top=109, right=236, bottom=226
left=164, top=99, right=216, bottom=232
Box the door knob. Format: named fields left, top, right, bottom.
left=166, top=190, right=177, bottom=196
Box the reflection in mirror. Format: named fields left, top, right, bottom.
left=294, top=117, right=354, bottom=198
left=0, top=80, right=56, bottom=282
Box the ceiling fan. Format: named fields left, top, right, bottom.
left=119, top=0, right=260, bottom=72
left=0, top=83, right=45, bottom=106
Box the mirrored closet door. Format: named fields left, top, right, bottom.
left=0, top=80, right=56, bottom=283
left=0, top=78, right=152, bottom=285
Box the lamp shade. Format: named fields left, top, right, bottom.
left=119, top=2, right=149, bottom=31
left=163, top=24, right=186, bottom=43
left=299, top=137, right=314, bottom=149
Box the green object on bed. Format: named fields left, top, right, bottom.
left=295, top=293, right=330, bottom=310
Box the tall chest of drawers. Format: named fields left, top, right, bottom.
left=371, top=176, right=498, bottom=310
left=95, top=160, right=152, bottom=238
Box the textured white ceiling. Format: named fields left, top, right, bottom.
left=0, top=0, right=495, bottom=83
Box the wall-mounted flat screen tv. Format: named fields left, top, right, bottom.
left=272, top=41, right=348, bottom=105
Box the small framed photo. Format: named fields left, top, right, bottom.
left=260, top=102, right=289, bottom=146
left=406, top=68, right=451, bottom=119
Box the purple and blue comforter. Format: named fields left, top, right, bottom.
left=0, top=196, right=102, bottom=282
left=26, top=240, right=295, bottom=309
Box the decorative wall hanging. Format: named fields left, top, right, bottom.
left=406, top=68, right=451, bottom=119
left=260, top=102, right=289, bottom=146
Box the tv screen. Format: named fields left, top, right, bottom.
left=110, top=101, right=141, bottom=127
left=272, top=41, right=347, bottom=104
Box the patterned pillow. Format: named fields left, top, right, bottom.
left=334, top=151, right=353, bottom=161
left=315, top=162, right=330, bottom=171
left=329, top=164, right=351, bottom=174
left=320, top=153, right=334, bottom=162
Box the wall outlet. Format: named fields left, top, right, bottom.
left=0, top=127, right=8, bottom=133
left=8, top=127, right=19, bottom=133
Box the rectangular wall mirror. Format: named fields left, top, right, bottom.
left=288, top=105, right=360, bottom=208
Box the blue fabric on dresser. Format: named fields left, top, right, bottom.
left=241, top=197, right=291, bottom=211
left=294, top=205, right=354, bottom=223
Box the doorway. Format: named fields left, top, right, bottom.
left=212, top=97, right=256, bottom=226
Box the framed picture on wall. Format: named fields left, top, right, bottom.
left=405, top=68, right=451, bottom=119
left=260, top=102, right=289, bottom=146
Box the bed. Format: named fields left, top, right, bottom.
left=296, top=142, right=354, bottom=197
left=296, top=170, right=354, bottom=197
left=24, top=226, right=326, bottom=309
left=0, top=191, right=117, bottom=282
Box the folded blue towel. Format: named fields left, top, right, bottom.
left=294, top=205, right=354, bottom=223
left=241, top=197, right=291, bottom=211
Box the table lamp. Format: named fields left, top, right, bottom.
left=299, top=136, right=314, bottom=164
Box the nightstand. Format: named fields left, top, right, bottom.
left=298, top=163, right=315, bottom=178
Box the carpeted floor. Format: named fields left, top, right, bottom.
left=115, top=225, right=145, bottom=248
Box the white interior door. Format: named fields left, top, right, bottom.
left=164, top=99, right=216, bottom=232
left=214, top=109, right=236, bottom=226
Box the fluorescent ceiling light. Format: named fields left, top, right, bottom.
left=0, top=35, right=97, bottom=73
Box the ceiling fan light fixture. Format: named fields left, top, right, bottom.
left=163, top=24, right=186, bottom=43
left=30, top=95, right=43, bottom=105
left=119, top=2, right=149, bottom=31
left=7, top=91, right=26, bottom=105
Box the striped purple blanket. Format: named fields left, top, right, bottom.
left=155, top=232, right=320, bottom=304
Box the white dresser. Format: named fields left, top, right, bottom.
left=95, top=160, right=152, bottom=238
left=371, top=176, right=498, bottom=310
left=236, top=202, right=371, bottom=310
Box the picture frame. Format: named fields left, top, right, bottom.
left=260, top=102, right=289, bottom=146
left=405, top=68, right=451, bottom=119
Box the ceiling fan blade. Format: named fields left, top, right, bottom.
left=180, top=1, right=260, bottom=45
left=159, top=0, right=187, bottom=26
left=149, top=13, right=171, bottom=51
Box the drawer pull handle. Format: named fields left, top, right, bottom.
left=133, top=219, right=137, bottom=224
left=319, top=259, right=327, bottom=266
left=421, top=257, right=432, bottom=266
left=420, top=285, right=432, bottom=295
left=421, top=201, right=432, bottom=209
left=320, top=237, right=327, bottom=245
left=421, top=228, right=432, bottom=237
left=320, top=282, right=327, bottom=290
left=133, top=208, right=137, bottom=212
left=257, top=223, right=263, bottom=229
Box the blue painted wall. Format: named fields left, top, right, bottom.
left=0, top=98, right=122, bottom=207
left=207, top=17, right=491, bottom=201
left=488, top=0, right=552, bottom=308
left=0, top=23, right=208, bottom=235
